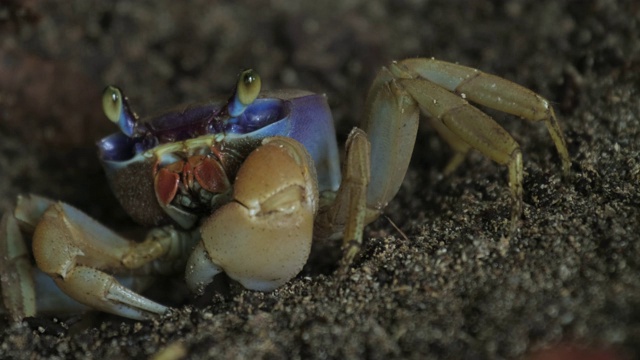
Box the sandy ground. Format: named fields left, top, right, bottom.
left=0, top=0, right=639, bottom=359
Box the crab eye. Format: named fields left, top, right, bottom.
left=237, top=69, right=261, bottom=105
left=102, top=86, right=123, bottom=124
left=102, top=85, right=137, bottom=137
left=228, top=69, right=261, bottom=117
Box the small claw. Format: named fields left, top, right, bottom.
left=30, top=202, right=172, bottom=320
left=2, top=195, right=190, bottom=321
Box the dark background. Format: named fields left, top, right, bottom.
left=1, top=0, right=639, bottom=358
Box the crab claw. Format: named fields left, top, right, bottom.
left=29, top=201, right=171, bottom=320
left=186, top=137, right=318, bottom=294
left=1, top=195, right=201, bottom=321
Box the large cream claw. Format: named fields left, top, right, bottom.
left=186, top=137, right=319, bottom=293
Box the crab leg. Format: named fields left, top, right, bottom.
left=397, top=58, right=571, bottom=175
left=0, top=212, right=36, bottom=321
left=1, top=195, right=196, bottom=320
left=398, top=74, right=525, bottom=232
left=315, top=128, right=373, bottom=267
left=359, top=59, right=570, bottom=235
left=315, top=71, right=422, bottom=267
left=359, top=67, right=420, bottom=214
left=427, top=113, right=473, bottom=176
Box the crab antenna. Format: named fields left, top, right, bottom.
left=227, top=69, right=261, bottom=117
left=102, top=86, right=138, bottom=137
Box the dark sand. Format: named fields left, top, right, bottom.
left=1, top=1, right=639, bottom=359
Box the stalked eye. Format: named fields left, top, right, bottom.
left=227, top=69, right=262, bottom=117
left=237, top=69, right=261, bottom=106
left=102, top=86, right=123, bottom=124
left=101, top=85, right=137, bottom=137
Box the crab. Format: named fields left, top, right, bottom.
left=0, top=58, right=570, bottom=322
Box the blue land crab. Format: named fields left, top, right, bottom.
left=0, top=59, right=570, bottom=321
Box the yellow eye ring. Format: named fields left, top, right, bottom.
left=102, top=86, right=123, bottom=124
left=236, top=69, right=261, bottom=106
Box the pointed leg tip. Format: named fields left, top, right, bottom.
left=338, top=239, right=361, bottom=273
left=562, top=160, right=572, bottom=178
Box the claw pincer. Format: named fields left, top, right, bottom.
left=186, top=137, right=319, bottom=293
